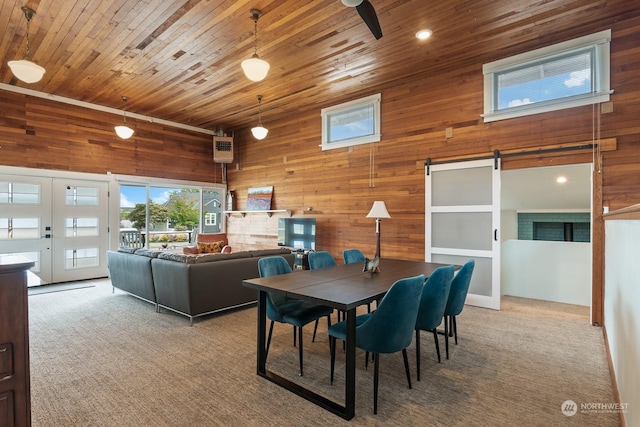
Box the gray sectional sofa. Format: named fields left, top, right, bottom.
left=106, top=247, right=294, bottom=325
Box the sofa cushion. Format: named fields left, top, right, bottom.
left=183, top=245, right=199, bottom=255
left=193, top=251, right=252, bottom=263
left=197, top=240, right=225, bottom=253
left=134, top=248, right=162, bottom=258
left=117, top=246, right=137, bottom=254
left=157, top=252, right=198, bottom=263
left=182, top=233, right=228, bottom=254
left=249, top=248, right=293, bottom=257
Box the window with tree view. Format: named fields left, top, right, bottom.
left=119, top=184, right=224, bottom=250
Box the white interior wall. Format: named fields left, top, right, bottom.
left=500, top=163, right=592, bottom=308
left=604, top=219, right=639, bottom=426
left=500, top=210, right=518, bottom=241
left=501, top=240, right=591, bottom=306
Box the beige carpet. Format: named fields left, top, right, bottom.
left=27, top=279, right=620, bottom=426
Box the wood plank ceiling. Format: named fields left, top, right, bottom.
left=0, top=0, right=631, bottom=133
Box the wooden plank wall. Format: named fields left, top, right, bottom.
left=226, top=15, right=640, bottom=263
left=0, top=93, right=222, bottom=183
left=0, top=8, right=638, bottom=325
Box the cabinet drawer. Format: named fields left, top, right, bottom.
left=0, top=391, right=15, bottom=427
left=0, top=344, right=13, bottom=381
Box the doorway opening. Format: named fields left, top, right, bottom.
left=500, top=163, right=592, bottom=308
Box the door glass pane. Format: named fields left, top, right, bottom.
left=66, top=186, right=99, bottom=206
left=0, top=181, right=40, bottom=204
left=65, top=248, right=99, bottom=269
left=65, top=217, right=99, bottom=237
left=432, top=167, right=493, bottom=206
left=0, top=218, right=39, bottom=239
left=202, top=189, right=223, bottom=234
left=120, top=185, right=148, bottom=248
left=120, top=185, right=204, bottom=250
left=148, top=187, right=197, bottom=249
left=431, top=254, right=493, bottom=297
left=0, top=182, right=7, bottom=203
left=432, top=212, right=492, bottom=250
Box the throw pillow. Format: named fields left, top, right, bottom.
left=197, top=240, right=225, bottom=254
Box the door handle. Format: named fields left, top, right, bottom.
left=41, top=234, right=51, bottom=238
left=494, top=229, right=498, bottom=241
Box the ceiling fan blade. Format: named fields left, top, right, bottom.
left=356, top=0, right=383, bottom=39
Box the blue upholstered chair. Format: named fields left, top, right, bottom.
left=342, top=248, right=373, bottom=314
left=342, top=248, right=366, bottom=265
left=258, top=256, right=333, bottom=376
left=307, top=251, right=338, bottom=341
left=444, top=259, right=475, bottom=359
left=415, top=265, right=454, bottom=380
left=328, top=274, right=424, bottom=414
left=308, top=251, right=337, bottom=269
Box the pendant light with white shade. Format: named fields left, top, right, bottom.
left=8, top=7, right=46, bottom=84
left=114, top=96, right=134, bottom=139
left=241, top=9, right=270, bottom=82
left=251, top=95, right=268, bottom=140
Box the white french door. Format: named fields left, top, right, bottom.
left=425, top=158, right=501, bottom=310
left=0, top=173, right=109, bottom=284
left=51, top=179, right=109, bottom=282
left=0, top=175, right=53, bottom=282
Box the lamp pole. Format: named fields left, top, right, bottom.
left=367, top=201, right=390, bottom=260
left=375, top=217, right=382, bottom=258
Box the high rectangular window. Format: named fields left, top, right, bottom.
left=483, top=30, right=611, bottom=122
left=321, top=93, right=381, bottom=150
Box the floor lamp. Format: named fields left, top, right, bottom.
left=366, top=201, right=391, bottom=258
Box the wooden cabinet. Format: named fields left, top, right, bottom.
left=0, top=256, right=34, bottom=427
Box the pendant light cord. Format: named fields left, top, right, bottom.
left=253, top=17, right=259, bottom=56
left=122, top=97, right=129, bottom=123
left=21, top=7, right=36, bottom=60
left=25, top=14, right=32, bottom=58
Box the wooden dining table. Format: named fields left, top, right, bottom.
left=242, top=257, right=455, bottom=420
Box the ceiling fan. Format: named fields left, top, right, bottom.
left=342, top=0, right=383, bottom=40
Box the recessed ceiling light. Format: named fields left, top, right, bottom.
left=416, top=29, right=433, bottom=40
left=557, top=176, right=567, bottom=184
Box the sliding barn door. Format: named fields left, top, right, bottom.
left=425, top=158, right=501, bottom=310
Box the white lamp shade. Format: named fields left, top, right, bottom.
left=366, top=201, right=391, bottom=219
left=342, top=0, right=364, bottom=6
left=241, top=56, right=270, bottom=82
left=251, top=126, right=269, bottom=140
left=114, top=125, right=134, bottom=139
left=8, top=59, right=45, bottom=83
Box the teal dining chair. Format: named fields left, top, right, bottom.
left=258, top=256, right=333, bottom=376
left=308, top=251, right=337, bottom=269
left=444, top=259, right=475, bottom=359
left=415, top=265, right=454, bottom=381
left=342, top=248, right=373, bottom=314
left=342, top=248, right=366, bottom=265
left=328, top=274, right=424, bottom=414
left=307, top=251, right=338, bottom=340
